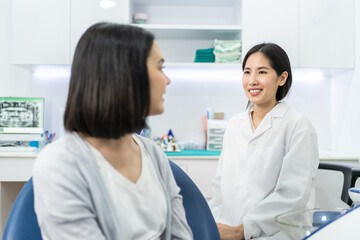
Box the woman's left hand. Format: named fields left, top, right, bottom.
left=217, top=223, right=244, bottom=240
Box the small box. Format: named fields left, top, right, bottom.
left=214, top=112, right=224, bottom=120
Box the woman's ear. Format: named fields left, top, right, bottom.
left=279, top=71, right=288, bottom=86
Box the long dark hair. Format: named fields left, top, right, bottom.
left=64, top=22, right=154, bottom=138
left=242, top=43, right=292, bottom=101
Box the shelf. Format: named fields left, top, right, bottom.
left=133, top=0, right=238, bottom=7
left=164, top=62, right=242, bottom=68
left=133, top=24, right=242, bottom=40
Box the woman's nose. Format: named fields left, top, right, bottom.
left=248, top=74, right=258, bottom=85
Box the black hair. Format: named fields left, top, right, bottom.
left=64, top=22, right=155, bottom=138
left=242, top=43, right=292, bottom=101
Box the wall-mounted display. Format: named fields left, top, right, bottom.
left=0, top=97, right=44, bottom=134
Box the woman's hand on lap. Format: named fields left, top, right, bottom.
left=217, top=223, right=244, bottom=240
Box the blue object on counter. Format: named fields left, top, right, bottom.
left=165, top=150, right=221, bottom=156
left=29, top=141, right=39, bottom=148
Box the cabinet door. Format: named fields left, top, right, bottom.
left=171, top=159, right=219, bottom=200
left=70, top=0, right=130, bottom=61
left=242, top=0, right=299, bottom=67
left=12, top=0, right=70, bottom=64
left=299, top=0, right=355, bottom=68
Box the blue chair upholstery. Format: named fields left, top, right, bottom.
left=3, top=177, right=42, bottom=240
left=169, top=160, right=220, bottom=240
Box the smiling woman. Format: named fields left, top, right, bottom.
left=147, top=42, right=171, bottom=116
left=242, top=50, right=289, bottom=129
left=209, top=43, right=319, bottom=240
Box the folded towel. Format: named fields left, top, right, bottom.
left=214, top=56, right=241, bottom=63
left=195, top=55, right=215, bottom=63
left=213, top=40, right=241, bottom=53
left=194, top=48, right=215, bottom=62
left=213, top=40, right=242, bottom=63
left=196, top=48, right=214, bottom=55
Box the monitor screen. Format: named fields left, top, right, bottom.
left=0, top=97, right=44, bottom=134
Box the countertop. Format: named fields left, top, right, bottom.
left=165, top=150, right=360, bottom=162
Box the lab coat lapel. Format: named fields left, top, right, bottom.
left=250, top=116, right=272, bottom=141
left=249, top=102, right=288, bottom=142
left=241, top=113, right=253, bottom=138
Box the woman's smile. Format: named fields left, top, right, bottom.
left=249, top=89, right=262, bottom=96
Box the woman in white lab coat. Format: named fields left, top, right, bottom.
left=210, top=43, right=319, bottom=239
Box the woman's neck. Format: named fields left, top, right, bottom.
left=83, top=133, right=136, bottom=155
left=251, top=101, right=278, bottom=129
left=82, top=133, right=142, bottom=183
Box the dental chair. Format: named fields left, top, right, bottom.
left=169, top=160, right=221, bottom=240
left=317, top=162, right=360, bottom=206
left=3, top=177, right=42, bottom=240
left=3, top=161, right=220, bottom=240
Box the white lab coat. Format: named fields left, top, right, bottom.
left=210, top=101, right=319, bottom=239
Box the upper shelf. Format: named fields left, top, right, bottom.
left=164, top=62, right=242, bottom=69
left=133, top=0, right=239, bottom=7
left=132, top=24, right=242, bottom=40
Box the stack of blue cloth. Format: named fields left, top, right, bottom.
left=194, top=48, right=215, bottom=63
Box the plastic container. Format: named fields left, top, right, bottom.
left=133, top=13, right=148, bottom=24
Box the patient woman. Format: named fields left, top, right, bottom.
left=33, top=22, right=193, bottom=240
left=210, top=43, right=319, bottom=239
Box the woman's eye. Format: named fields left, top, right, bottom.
left=259, top=71, right=266, bottom=74
left=243, top=71, right=250, bottom=75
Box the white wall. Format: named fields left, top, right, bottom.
left=28, top=65, right=332, bottom=152
left=148, top=67, right=332, bottom=151
left=148, top=67, right=246, bottom=146
left=0, top=0, right=31, bottom=97
left=287, top=69, right=332, bottom=152
left=0, top=0, right=32, bottom=234
left=30, top=68, right=70, bottom=138
left=330, top=1, right=360, bottom=156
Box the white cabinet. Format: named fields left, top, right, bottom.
left=11, top=0, right=130, bottom=65
left=242, top=0, right=299, bottom=67
left=12, top=0, right=354, bottom=68
left=242, top=0, right=355, bottom=69
left=70, top=0, right=130, bottom=60
left=299, top=0, right=355, bottom=68
left=11, top=0, right=71, bottom=65
left=169, top=157, right=219, bottom=200
left=130, top=0, right=242, bottom=65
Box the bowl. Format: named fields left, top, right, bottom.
left=348, top=187, right=360, bottom=205
left=275, top=208, right=348, bottom=240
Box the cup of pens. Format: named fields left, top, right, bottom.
left=43, top=131, right=56, bottom=145
left=29, top=130, right=56, bottom=153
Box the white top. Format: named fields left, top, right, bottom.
left=210, top=102, right=319, bottom=239
left=89, top=134, right=167, bottom=240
